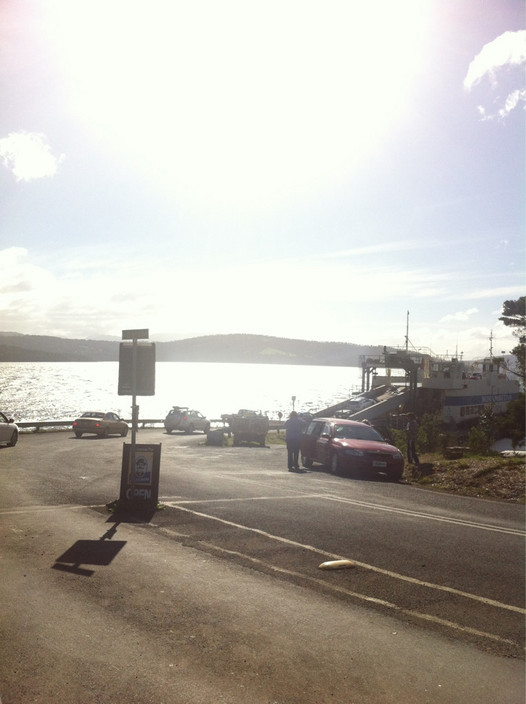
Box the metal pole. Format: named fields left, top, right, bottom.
left=131, top=337, right=137, bottom=491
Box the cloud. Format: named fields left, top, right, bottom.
left=0, top=132, right=64, bottom=180
left=322, top=239, right=436, bottom=259
left=464, top=30, right=526, bottom=119
left=464, top=30, right=526, bottom=89
left=462, top=285, right=526, bottom=300
left=440, top=307, right=478, bottom=322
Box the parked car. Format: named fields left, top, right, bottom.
left=164, top=407, right=210, bottom=434
left=298, top=412, right=314, bottom=429
left=344, top=397, right=376, bottom=415
left=0, top=412, right=18, bottom=447
left=301, top=418, right=404, bottom=481
left=72, top=411, right=129, bottom=438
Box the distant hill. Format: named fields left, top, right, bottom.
left=0, top=332, right=386, bottom=366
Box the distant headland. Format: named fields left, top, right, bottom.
left=0, top=332, right=387, bottom=366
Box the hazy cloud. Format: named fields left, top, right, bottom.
left=464, top=30, right=526, bottom=119
left=0, top=132, right=63, bottom=180
left=463, top=285, right=525, bottom=300
left=322, top=239, right=436, bottom=259
left=440, top=307, right=478, bottom=322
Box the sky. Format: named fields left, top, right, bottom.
left=0, top=0, right=524, bottom=360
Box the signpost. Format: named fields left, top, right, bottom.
left=118, top=329, right=160, bottom=512
left=119, top=443, right=161, bottom=507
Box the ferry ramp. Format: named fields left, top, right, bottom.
left=345, top=391, right=409, bottom=422
left=314, top=388, right=410, bottom=423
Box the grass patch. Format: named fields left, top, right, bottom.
left=266, top=431, right=286, bottom=446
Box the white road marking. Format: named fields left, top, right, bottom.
left=166, top=502, right=525, bottom=616
left=0, top=504, right=89, bottom=515
left=184, top=537, right=517, bottom=647
left=165, top=492, right=525, bottom=537
left=321, top=494, right=526, bottom=536
left=2, top=499, right=523, bottom=621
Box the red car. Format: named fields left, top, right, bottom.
left=301, top=418, right=404, bottom=481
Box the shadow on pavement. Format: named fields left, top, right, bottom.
left=52, top=504, right=159, bottom=576
left=52, top=522, right=127, bottom=576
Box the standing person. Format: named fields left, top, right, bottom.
left=284, top=410, right=303, bottom=472
left=406, top=413, right=420, bottom=465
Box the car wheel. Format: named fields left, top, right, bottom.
left=387, top=466, right=403, bottom=482
left=204, top=423, right=210, bottom=433
left=101, top=427, right=109, bottom=438
left=121, top=427, right=128, bottom=437
left=301, top=455, right=313, bottom=469
left=8, top=430, right=18, bottom=447
left=166, top=428, right=173, bottom=434
left=74, top=432, right=82, bottom=438
left=186, top=424, right=194, bottom=434
left=330, top=453, right=341, bottom=475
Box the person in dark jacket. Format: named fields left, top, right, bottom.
left=406, top=413, right=420, bottom=465
left=284, top=410, right=303, bottom=472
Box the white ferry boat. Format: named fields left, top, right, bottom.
left=418, top=356, right=520, bottom=425
left=363, top=349, right=521, bottom=427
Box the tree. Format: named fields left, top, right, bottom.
left=499, top=297, right=526, bottom=386
left=499, top=297, right=526, bottom=328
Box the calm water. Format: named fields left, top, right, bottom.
left=0, top=362, right=363, bottom=422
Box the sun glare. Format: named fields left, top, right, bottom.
left=44, top=0, right=427, bottom=208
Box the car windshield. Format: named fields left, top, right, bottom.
left=333, top=424, right=383, bottom=441
left=82, top=412, right=104, bottom=419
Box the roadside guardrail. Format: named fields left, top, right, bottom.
left=17, top=419, right=164, bottom=432
left=18, top=419, right=284, bottom=433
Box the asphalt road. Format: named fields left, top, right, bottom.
left=0, top=428, right=524, bottom=704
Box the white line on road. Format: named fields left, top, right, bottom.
left=166, top=502, right=525, bottom=616
left=0, top=504, right=90, bottom=515
left=184, top=537, right=517, bottom=647
left=2, top=500, right=523, bottom=619
left=320, top=494, right=526, bottom=536
left=166, top=493, right=525, bottom=536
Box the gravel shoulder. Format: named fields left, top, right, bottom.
left=402, top=455, right=525, bottom=503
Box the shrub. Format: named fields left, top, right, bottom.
left=495, top=393, right=525, bottom=447
left=418, top=412, right=442, bottom=452
left=468, top=425, right=492, bottom=455
left=390, top=428, right=406, bottom=455
left=389, top=412, right=442, bottom=455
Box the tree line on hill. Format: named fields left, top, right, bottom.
left=0, top=332, right=386, bottom=367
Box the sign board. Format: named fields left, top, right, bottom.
left=118, top=341, right=156, bottom=396
left=119, top=443, right=161, bottom=507
left=122, top=329, right=149, bottom=340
